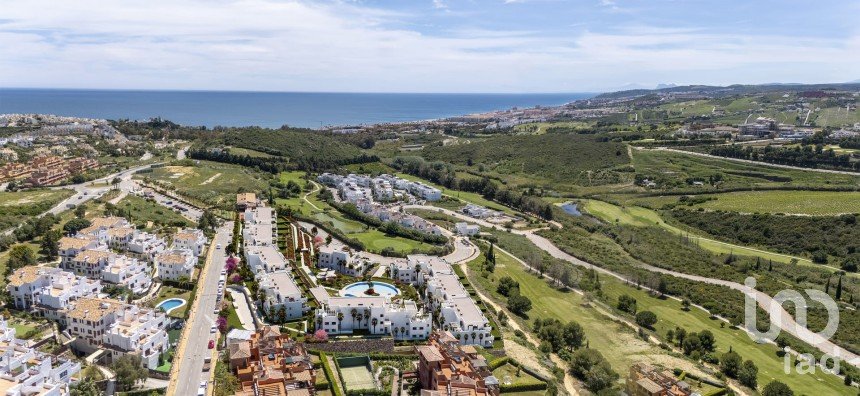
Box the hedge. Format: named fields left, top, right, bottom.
left=499, top=382, right=548, bottom=392
left=320, top=352, right=345, bottom=396
left=488, top=357, right=510, bottom=370
left=345, top=390, right=387, bottom=396
left=703, top=389, right=728, bottom=396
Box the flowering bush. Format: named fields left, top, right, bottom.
left=314, top=329, right=328, bottom=342
left=225, top=256, right=239, bottom=273
left=229, top=273, right=243, bottom=284
left=216, top=316, right=228, bottom=332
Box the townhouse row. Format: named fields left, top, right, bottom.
left=0, top=316, right=81, bottom=395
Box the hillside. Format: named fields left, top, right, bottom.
left=420, top=133, right=629, bottom=185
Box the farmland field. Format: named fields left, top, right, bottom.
left=135, top=160, right=269, bottom=209
left=689, top=190, right=860, bottom=215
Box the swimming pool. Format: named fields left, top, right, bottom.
left=156, top=298, right=187, bottom=314
left=340, top=281, right=400, bottom=298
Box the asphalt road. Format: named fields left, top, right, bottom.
left=172, top=224, right=231, bottom=396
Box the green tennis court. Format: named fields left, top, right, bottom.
left=337, top=356, right=377, bottom=391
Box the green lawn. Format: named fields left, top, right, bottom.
left=690, top=190, right=860, bottom=216
left=477, top=246, right=853, bottom=395
left=493, top=363, right=544, bottom=387
left=153, top=287, right=193, bottom=319
left=579, top=199, right=815, bottom=267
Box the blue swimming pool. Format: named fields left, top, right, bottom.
left=156, top=298, right=187, bottom=314
left=340, top=281, right=400, bottom=298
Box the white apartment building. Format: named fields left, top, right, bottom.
left=63, top=297, right=169, bottom=369
left=317, top=246, right=369, bottom=277
left=257, top=270, right=307, bottom=321
left=106, top=227, right=137, bottom=251
left=173, top=228, right=207, bottom=256
left=311, top=287, right=431, bottom=340
left=455, top=222, right=480, bottom=236
left=78, top=217, right=131, bottom=244
left=64, top=248, right=114, bottom=278
left=101, top=255, right=152, bottom=294
left=392, top=255, right=493, bottom=347
left=6, top=266, right=101, bottom=312
left=126, top=231, right=167, bottom=262
left=246, top=245, right=289, bottom=275
left=0, top=317, right=81, bottom=396
left=57, top=236, right=99, bottom=267
left=155, top=248, right=196, bottom=281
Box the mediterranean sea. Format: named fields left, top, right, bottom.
left=0, top=89, right=594, bottom=129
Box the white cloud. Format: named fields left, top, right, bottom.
left=0, top=0, right=856, bottom=92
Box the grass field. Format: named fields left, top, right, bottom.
left=493, top=363, right=545, bottom=387
left=136, top=160, right=268, bottom=208
left=477, top=243, right=853, bottom=394
left=117, top=194, right=192, bottom=230
left=689, top=190, right=860, bottom=215
left=578, top=199, right=816, bottom=267
left=0, top=189, right=75, bottom=231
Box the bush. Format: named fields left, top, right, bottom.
left=499, top=383, right=548, bottom=392
left=635, top=311, right=657, bottom=329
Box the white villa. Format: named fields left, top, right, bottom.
left=173, top=228, right=207, bottom=256
left=310, top=287, right=431, bottom=340
left=6, top=266, right=101, bottom=312
left=257, top=270, right=307, bottom=321
left=63, top=297, right=169, bottom=369
left=317, top=246, right=369, bottom=277
left=246, top=245, right=289, bottom=275
left=0, top=316, right=81, bottom=396
left=155, top=248, right=196, bottom=281
left=455, top=222, right=480, bottom=236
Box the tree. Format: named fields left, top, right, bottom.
left=835, top=275, right=843, bottom=300
left=6, top=245, right=36, bottom=274
left=41, top=230, right=61, bottom=261
left=74, top=204, right=87, bottom=219
left=682, top=333, right=701, bottom=355
left=738, top=360, right=758, bottom=389
left=617, top=295, right=637, bottom=314
left=63, top=218, right=91, bottom=235
left=698, top=330, right=716, bottom=352
left=635, top=311, right=657, bottom=329
left=569, top=348, right=606, bottom=379
left=497, top=276, right=519, bottom=296
left=584, top=360, right=619, bottom=392
left=761, top=380, right=793, bottom=396
left=562, top=321, right=585, bottom=350
left=111, top=354, right=148, bottom=391
left=213, top=359, right=240, bottom=396
left=507, top=294, right=532, bottom=316
left=720, top=351, right=742, bottom=378
left=70, top=377, right=101, bottom=396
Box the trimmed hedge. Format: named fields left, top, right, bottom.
left=320, top=352, right=345, bottom=396
left=488, top=357, right=510, bottom=370
left=499, top=382, right=548, bottom=392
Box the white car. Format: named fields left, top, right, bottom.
left=216, top=243, right=222, bottom=249
left=198, top=381, right=207, bottom=396
left=210, top=325, right=217, bottom=334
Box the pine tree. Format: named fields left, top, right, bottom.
left=836, top=276, right=843, bottom=301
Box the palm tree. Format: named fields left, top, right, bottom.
left=337, top=312, right=344, bottom=332
left=371, top=318, right=378, bottom=333
left=316, top=316, right=323, bottom=331
left=363, top=309, right=370, bottom=328
left=393, top=327, right=399, bottom=339
left=351, top=308, right=358, bottom=327
left=470, top=332, right=476, bottom=343
left=401, top=326, right=406, bottom=337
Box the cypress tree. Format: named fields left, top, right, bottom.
left=836, top=276, right=843, bottom=301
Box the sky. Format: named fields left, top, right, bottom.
left=0, top=0, right=858, bottom=93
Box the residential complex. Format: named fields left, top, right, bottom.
left=417, top=331, right=499, bottom=396
left=0, top=154, right=98, bottom=186
left=317, top=246, right=370, bottom=277
left=226, top=326, right=315, bottom=396
left=310, top=287, right=431, bottom=340
left=393, top=255, right=494, bottom=347
left=626, top=362, right=693, bottom=396
left=0, top=316, right=82, bottom=396
left=155, top=248, right=196, bottom=280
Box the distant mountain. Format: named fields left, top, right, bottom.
left=595, top=82, right=860, bottom=100
left=655, top=83, right=677, bottom=89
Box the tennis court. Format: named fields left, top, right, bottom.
left=337, top=356, right=377, bottom=391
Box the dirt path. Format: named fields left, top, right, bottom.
left=459, top=259, right=581, bottom=396
left=304, top=180, right=323, bottom=211
left=200, top=173, right=222, bottom=185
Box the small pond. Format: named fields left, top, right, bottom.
left=560, top=202, right=582, bottom=216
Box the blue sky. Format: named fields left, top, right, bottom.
left=0, top=0, right=857, bottom=93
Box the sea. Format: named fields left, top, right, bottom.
left=0, top=89, right=594, bottom=129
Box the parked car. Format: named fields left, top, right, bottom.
left=208, top=339, right=215, bottom=349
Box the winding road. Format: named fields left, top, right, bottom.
left=403, top=204, right=860, bottom=368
